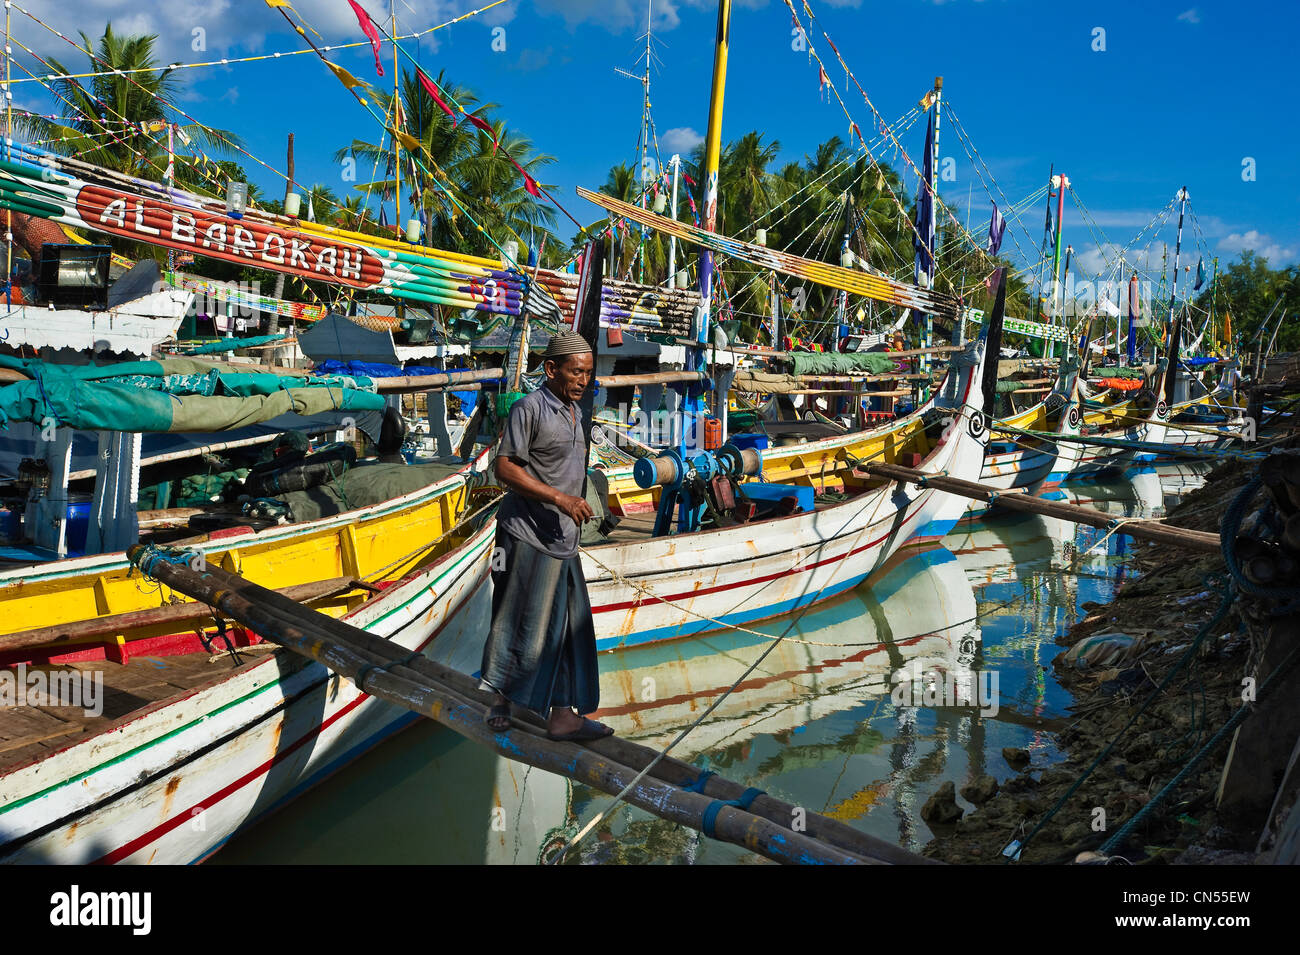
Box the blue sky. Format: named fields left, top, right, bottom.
left=12, top=0, right=1300, bottom=286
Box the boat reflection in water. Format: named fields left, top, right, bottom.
left=213, top=462, right=1212, bottom=864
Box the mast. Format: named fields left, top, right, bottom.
left=1209, top=256, right=1219, bottom=352
left=696, top=0, right=731, bottom=437
left=1035, top=163, right=1054, bottom=323
left=1167, top=186, right=1188, bottom=367
left=643, top=3, right=653, bottom=284
left=392, top=0, right=401, bottom=229
left=666, top=154, right=681, bottom=286
left=922, top=76, right=942, bottom=387
left=1049, top=171, right=1068, bottom=357
left=698, top=0, right=731, bottom=338
left=1126, top=270, right=1139, bottom=366
left=3, top=0, right=11, bottom=308
left=836, top=192, right=851, bottom=348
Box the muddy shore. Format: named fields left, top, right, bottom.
left=923, top=452, right=1299, bottom=865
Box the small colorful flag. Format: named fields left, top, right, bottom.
left=987, top=201, right=1007, bottom=256
left=347, top=0, right=385, bottom=78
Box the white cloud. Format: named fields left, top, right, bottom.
left=1217, top=230, right=1297, bottom=264
left=16, top=0, right=471, bottom=67
left=531, top=0, right=767, bottom=34
left=661, top=126, right=704, bottom=155
left=1176, top=8, right=1201, bottom=24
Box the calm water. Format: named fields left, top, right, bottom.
left=213, top=462, right=1210, bottom=865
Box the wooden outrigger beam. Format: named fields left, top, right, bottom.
left=125, top=547, right=935, bottom=866
left=860, top=462, right=1221, bottom=552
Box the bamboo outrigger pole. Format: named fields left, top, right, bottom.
left=126, top=545, right=933, bottom=866
left=860, top=462, right=1222, bottom=552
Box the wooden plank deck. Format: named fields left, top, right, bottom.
left=0, top=652, right=252, bottom=774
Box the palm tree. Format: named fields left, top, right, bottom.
left=335, top=67, right=557, bottom=260
left=14, top=24, right=240, bottom=184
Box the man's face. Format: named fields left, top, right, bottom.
left=546, top=351, right=594, bottom=403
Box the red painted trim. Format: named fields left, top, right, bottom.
left=89, top=570, right=488, bottom=864
left=590, top=491, right=930, bottom=614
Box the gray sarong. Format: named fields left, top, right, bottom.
left=479, top=529, right=599, bottom=715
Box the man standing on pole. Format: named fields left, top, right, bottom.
left=480, top=331, right=613, bottom=742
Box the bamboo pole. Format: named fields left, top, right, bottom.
left=595, top=370, right=706, bottom=388
left=126, top=547, right=922, bottom=865
left=861, top=462, right=1221, bottom=551
left=372, top=369, right=502, bottom=393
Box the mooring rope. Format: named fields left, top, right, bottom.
left=1001, top=574, right=1237, bottom=862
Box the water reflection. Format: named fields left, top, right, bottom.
left=213, top=461, right=1211, bottom=864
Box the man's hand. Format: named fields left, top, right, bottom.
left=554, top=492, right=595, bottom=525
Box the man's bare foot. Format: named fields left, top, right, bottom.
left=547, top=707, right=584, bottom=736
left=546, top=707, right=613, bottom=741
left=486, top=694, right=510, bottom=731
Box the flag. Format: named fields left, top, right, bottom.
left=347, top=0, right=385, bottom=78
left=818, top=63, right=828, bottom=94
left=307, top=194, right=316, bottom=222
left=682, top=172, right=697, bottom=188
left=522, top=278, right=565, bottom=325
left=987, top=200, right=1007, bottom=256
left=1194, top=257, right=1206, bottom=291
left=381, top=154, right=395, bottom=203
left=416, top=68, right=456, bottom=121
left=985, top=266, right=1004, bottom=296
left=464, top=112, right=498, bottom=151
left=521, top=172, right=542, bottom=198
left=510, top=157, right=542, bottom=197
left=912, top=106, right=935, bottom=284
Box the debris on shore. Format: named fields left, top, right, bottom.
left=924, top=448, right=1300, bottom=864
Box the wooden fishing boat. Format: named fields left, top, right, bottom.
left=0, top=501, right=497, bottom=864
left=593, top=542, right=977, bottom=750
left=0, top=451, right=490, bottom=665
left=580, top=333, right=994, bottom=651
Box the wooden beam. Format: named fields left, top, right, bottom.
left=860, top=461, right=1222, bottom=551
left=0, top=576, right=362, bottom=655
left=129, top=549, right=931, bottom=866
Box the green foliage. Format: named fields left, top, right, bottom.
left=1195, top=251, right=1299, bottom=353
left=334, top=67, right=559, bottom=262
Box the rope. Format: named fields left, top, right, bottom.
left=1003, top=575, right=1237, bottom=861
left=554, top=395, right=988, bottom=861
left=1099, top=639, right=1300, bottom=854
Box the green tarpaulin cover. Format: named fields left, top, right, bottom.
left=0, top=355, right=383, bottom=432
left=788, top=352, right=899, bottom=376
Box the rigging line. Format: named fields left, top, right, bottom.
left=264, top=4, right=515, bottom=263
left=789, top=0, right=996, bottom=276
left=16, top=0, right=541, bottom=251
left=349, top=0, right=581, bottom=233
left=4, top=16, right=364, bottom=225
left=780, top=3, right=940, bottom=270
left=941, top=103, right=1043, bottom=258
left=2, top=0, right=512, bottom=85
left=556, top=406, right=988, bottom=861
left=744, top=107, right=921, bottom=236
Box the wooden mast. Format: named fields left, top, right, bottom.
left=696, top=0, right=732, bottom=442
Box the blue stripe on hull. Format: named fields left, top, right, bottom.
left=911, top=517, right=959, bottom=542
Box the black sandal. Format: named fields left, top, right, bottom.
left=485, top=702, right=511, bottom=731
